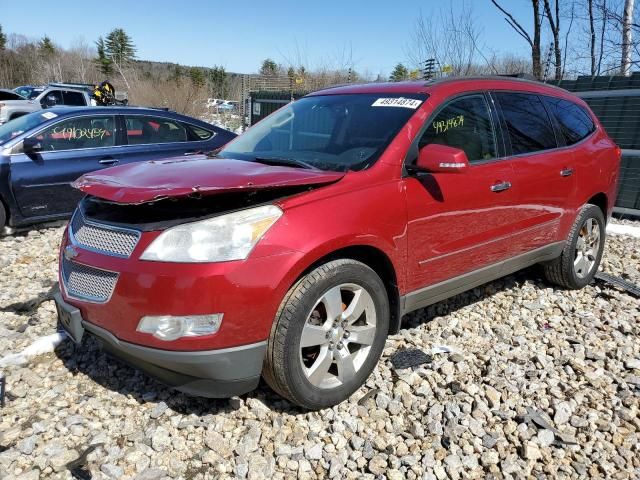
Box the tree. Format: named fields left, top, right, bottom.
left=94, top=37, right=113, bottom=76
left=621, top=0, right=635, bottom=75
left=104, top=28, right=136, bottom=88
left=260, top=58, right=278, bottom=76
left=0, top=25, right=6, bottom=51
left=542, top=0, right=562, bottom=79
left=208, top=65, right=228, bottom=98
left=189, top=67, right=206, bottom=87
left=39, top=36, right=55, bottom=56
left=389, top=63, right=409, bottom=81
left=491, top=0, right=543, bottom=79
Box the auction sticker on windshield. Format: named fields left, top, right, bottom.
left=372, top=97, right=422, bottom=109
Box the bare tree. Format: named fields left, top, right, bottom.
left=491, top=0, right=543, bottom=78
left=621, top=0, right=635, bottom=74
left=543, top=0, right=563, bottom=79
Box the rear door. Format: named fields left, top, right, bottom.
left=405, top=93, right=521, bottom=291
left=10, top=114, right=120, bottom=218
left=492, top=92, right=576, bottom=255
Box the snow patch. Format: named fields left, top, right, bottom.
left=0, top=332, right=67, bottom=369
left=607, top=223, right=640, bottom=238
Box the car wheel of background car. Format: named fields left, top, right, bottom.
left=262, top=259, right=389, bottom=409
left=543, top=203, right=605, bottom=289
left=0, top=201, right=6, bottom=230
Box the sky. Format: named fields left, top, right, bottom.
left=1, top=0, right=535, bottom=76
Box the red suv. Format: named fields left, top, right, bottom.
left=54, top=77, right=620, bottom=409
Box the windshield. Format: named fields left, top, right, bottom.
left=219, top=93, right=427, bottom=171
left=14, top=87, right=43, bottom=100
left=0, top=111, right=54, bottom=145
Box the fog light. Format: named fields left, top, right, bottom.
left=137, top=314, right=223, bottom=341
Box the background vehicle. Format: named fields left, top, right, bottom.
left=54, top=77, right=619, bottom=409
left=0, top=85, right=93, bottom=125
left=0, top=106, right=236, bottom=229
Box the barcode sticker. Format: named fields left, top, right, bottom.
left=372, top=97, right=422, bottom=109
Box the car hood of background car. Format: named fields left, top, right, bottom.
left=72, top=155, right=345, bottom=204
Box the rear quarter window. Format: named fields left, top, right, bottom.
left=543, top=96, right=595, bottom=145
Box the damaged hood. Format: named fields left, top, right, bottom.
left=73, top=155, right=345, bottom=204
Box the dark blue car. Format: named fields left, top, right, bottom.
left=0, top=107, right=236, bottom=229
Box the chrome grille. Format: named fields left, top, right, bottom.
left=61, top=257, right=118, bottom=303
left=70, top=212, right=140, bottom=258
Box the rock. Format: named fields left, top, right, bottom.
left=481, top=451, right=500, bottom=466
left=101, top=463, right=124, bottom=478
left=484, top=385, right=501, bottom=408
left=151, top=427, right=171, bottom=452
left=482, top=434, right=497, bottom=449
left=149, top=401, right=169, bottom=419
left=624, top=358, right=640, bottom=370
left=537, top=429, right=555, bottom=447
left=305, top=443, right=323, bottom=460
left=134, top=468, right=168, bottom=480
left=368, top=455, right=387, bottom=475
left=17, top=435, right=37, bottom=455
left=523, top=441, right=542, bottom=461
left=554, top=402, right=572, bottom=425
left=49, top=448, right=77, bottom=472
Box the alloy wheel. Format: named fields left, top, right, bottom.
left=574, top=217, right=601, bottom=279
left=299, top=283, right=377, bottom=389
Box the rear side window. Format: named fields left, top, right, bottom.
left=496, top=93, right=557, bottom=155
left=419, top=94, right=497, bottom=162
left=183, top=123, right=216, bottom=141
left=63, top=91, right=86, bottom=106
left=125, top=116, right=188, bottom=145
left=544, top=97, right=595, bottom=145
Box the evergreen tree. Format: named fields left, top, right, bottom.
left=94, top=37, right=113, bottom=76
left=39, top=36, right=55, bottom=56
left=389, top=63, right=409, bottom=82
left=104, top=28, right=136, bottom=67
left=208, top=66, right=227, bottom=98
left=0, top=25, right=6, bottom=51
left=189, top=67, right=206, bottom=87
left=260, top=58, right=278, bottom=76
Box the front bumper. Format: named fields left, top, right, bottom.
left=54, top=292, right=265, bottom=397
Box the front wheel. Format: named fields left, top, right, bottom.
left=262, top=259, right=389, bottom=409
left=543, top=204, right=605, bottom=289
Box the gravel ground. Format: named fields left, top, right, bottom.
left=0, top=222, right=638, bottom=480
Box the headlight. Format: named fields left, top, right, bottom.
left=140, top=204, right=283, bottom=263
left=137, top=314, right=223, bottom=341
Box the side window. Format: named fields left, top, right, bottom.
left=419, top=95, right=497, bottom=162
left=36, top=116, right=116, bottom=151
left=183, top=122, right=216, bottom=141
left=125, top=116, right=188, bottom=145
left=40, top=90, right=64, bottom=108
left=495, top=93, right=557, bottom=155
left=62, top=91, right=86, bottom=106
left=544, top=97, right=595, bottom=145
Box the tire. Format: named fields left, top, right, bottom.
left=0, top=201, right=6, bottom=230
left=263, top=259, right=389, bottom=409
left=543, top=204, right=605, bottom=289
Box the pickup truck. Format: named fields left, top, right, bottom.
left=0, top=85, right=92, bottom=125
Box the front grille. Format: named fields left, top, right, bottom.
left=70, top=212, right=140, bottom=258
left=61, top=257, right=119, bottom=303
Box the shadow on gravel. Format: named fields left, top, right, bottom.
left=1, top=219, right=67, bottom=238
left=0, top=282, right=58, bottom=314
left=51, top=267, right=547, bottom=417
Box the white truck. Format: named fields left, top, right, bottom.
left=0, top=84, right=93, bottom=125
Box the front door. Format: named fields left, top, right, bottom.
left=405, top=93, right=521, bottom=293
left=10, top=114, right=119, bottom=218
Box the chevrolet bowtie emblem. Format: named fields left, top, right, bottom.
left=64, top=245, right=79, bottom=261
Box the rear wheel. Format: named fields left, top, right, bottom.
left=543, top=204, right=605, bottom=289
left=263, top=259, right=389, bottom=409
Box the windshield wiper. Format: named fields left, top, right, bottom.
left=252, top=156, right=317, bottom=170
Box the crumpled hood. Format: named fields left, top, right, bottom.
left=72, top=155, right=345, bottom=204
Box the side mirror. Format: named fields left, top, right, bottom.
left=42, top=95, right=57, bottom=108
left=412, top=144, right=469, bottom=174
left=23, top=137, right=42, bottom=153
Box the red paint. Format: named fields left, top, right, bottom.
left=60, top=78, right=620, bottom=352
left=72, top=156, right=345, bottom=204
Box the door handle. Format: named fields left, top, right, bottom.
left=560, top=167, right=574, bottom=177
left=99, top=157, right=118, bottom=165
left=490, top=181, right=512, bottom=192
